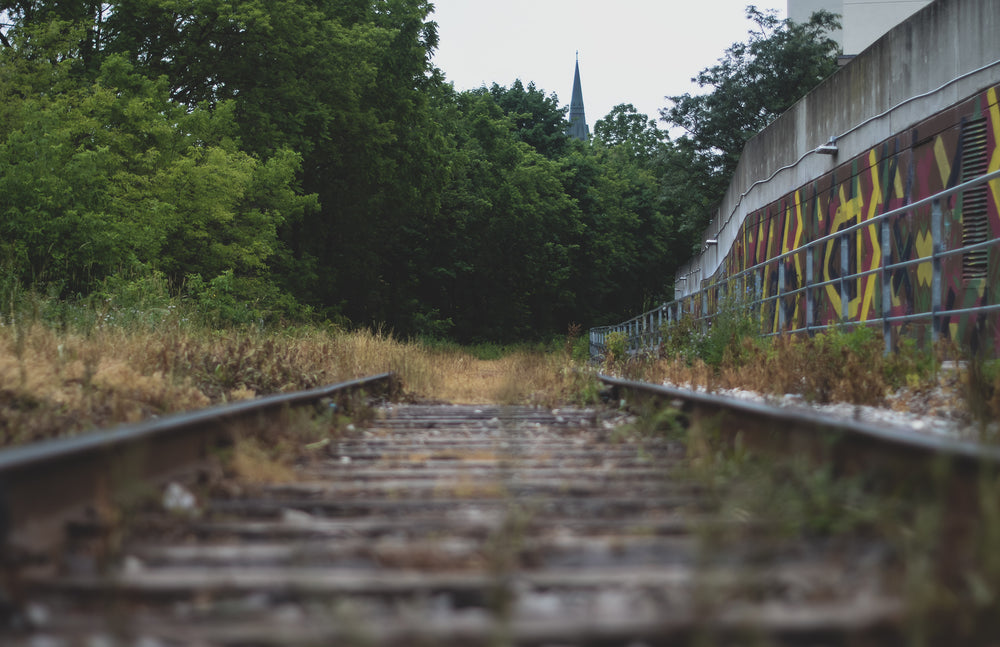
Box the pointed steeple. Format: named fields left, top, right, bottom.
left=568, top=53, right=589, bottom=142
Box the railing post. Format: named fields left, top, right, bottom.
left=882, top=216, right=892, bottom=354
left=755, top=269, right=763, bottom=329
left=931, top=199, right=943, bottom=343
left=806, top=247, right=814, bottom=335
left=778, top=262, right=786, bottom=333
left=702, top=288, right=709, bottom=335
left=840, top=232, right=850, bottom=323
left=657, top=305, right=664, bottom=348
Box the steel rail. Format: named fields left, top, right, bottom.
left=9, top=401, right=912, bottom=644
left=0, top=372, right=398, bottom=557
left=598, top=374, right=1000, bottom=480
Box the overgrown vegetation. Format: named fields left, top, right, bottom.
left=0, top=286, right=594, bottom=448
left=620, top=401, right=1000, bottom=644
left=965, top=356, right=1000, bottom=438
left=0, top=2, right=840, bottom=343
left=596, top=293, right=999, bottom=429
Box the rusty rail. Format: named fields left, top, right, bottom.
left=0, top=373, right=397, bottom=557
left=598, top=373, right=1000, bottom=506
left=7, top=374, right=1000, bottom=644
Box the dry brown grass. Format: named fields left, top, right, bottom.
left=622, top=326, right=948, bottom=408
left=0, top=320, right=583, bottom=447
left=427, top=350, right=579, bottom=406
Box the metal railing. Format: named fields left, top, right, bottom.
left=590, top=168, right=1000, bottom=358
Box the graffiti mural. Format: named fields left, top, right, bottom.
left=709, top=84, right=1000, bottom=354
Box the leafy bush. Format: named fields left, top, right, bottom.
left=783, top=325, right=885, bottom=404
left=571, top=335, right=591, bottom=364
left=661, top=293, right=757, bottom=369
left=604, top=331, right=628, bottom=362
left=661, top=315, right=704, bottom=365
left=90, top=266, right=177, bottom=329
left=883, top=338, right=938, bottom=390
left=703, top=296, right=758, bottom=368
left=185, top=271, right=309, bottom=329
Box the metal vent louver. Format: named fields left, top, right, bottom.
left=961, top=117, right=989, bottom=280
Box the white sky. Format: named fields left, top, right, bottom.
left=429, top=1, right=787, bottom=134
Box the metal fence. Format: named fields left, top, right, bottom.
left=590, top=168, right=1000, bottom=358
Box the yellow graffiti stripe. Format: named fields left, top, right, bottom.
left=860, top=149, right=882, bottom=321
left=767, top=212, right=779, bottom=332
left=825, top=184, right=857, bottom=317
left=989, top=88, right=1000, bottom=211
left=823, top=194, right=840, bottom=317
left=916, top=230, right=933, bottom=287
left=791, top=193, right=804, bottom=324
left=972, top=280, right=986, bottom=299
left=757, top=215, right=765, bottom=266
left=934, top=136, right=951, bottom=188
left=757, top=214, right=767, bottom=330
left=791, top=192, right=804, bottom=269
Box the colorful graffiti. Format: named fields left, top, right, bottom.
left=706, top=84, right=1000, bottom=354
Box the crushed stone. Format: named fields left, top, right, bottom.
left=660, top=370, right=994, bottom=443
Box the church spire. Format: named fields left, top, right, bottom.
left=567, top=53, right=589, bottom=141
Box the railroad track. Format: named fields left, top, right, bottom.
left=2, top=373, right=998, bottom=645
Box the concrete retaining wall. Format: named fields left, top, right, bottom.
left=675, top=0, right=1000, bottom=296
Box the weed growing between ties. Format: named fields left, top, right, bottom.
left=963, top=356, right=1000, bottom=440
left=622, top=400, right=1000, bottom=644
left=223, top=394, right=373, bottom=484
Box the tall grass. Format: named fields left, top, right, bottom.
left=603, top=295, right=985, bottom=415
left=0, top=279, right=590, bottom=447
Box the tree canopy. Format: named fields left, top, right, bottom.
left=663, top=6, right=840, bottom=187
left=0, top=2, right=840, bottom=340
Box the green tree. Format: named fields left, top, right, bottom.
left=429, top=89, right=580, bottom=341
left=0, top=0, right=693, bottom=340
left=593, top=103, right=667, bottom=164
left=0, top=25, right=310, bottom=298
left=93, top=0, right=446, bottom=328
left=560, top=141, right=676, bottom=322
left=663, top=6, right=840, bottom=188
left=653, top=141, right=722, bottom=256
left=482, top=79, right=570, bottom=159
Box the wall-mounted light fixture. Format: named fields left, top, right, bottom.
left=816, top=136, right=838, bottom=155
left=705, top=238, right=718, bottom=247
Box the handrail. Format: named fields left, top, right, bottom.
left=590, top=169, right=1000, bottom=357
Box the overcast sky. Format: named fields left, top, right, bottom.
left=429, top=1, right=787, bottom=134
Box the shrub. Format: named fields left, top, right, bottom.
left=604, top=331, right=627, bottom=363
left=571, top=335, right=591, bottom=364
left=661, top=315, right=704, bottom=365
left=883, top=337, right=938, bottom=390
left=185, top=271, right=309, bottom=329
left=661, top=292, right=757, bottom=369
